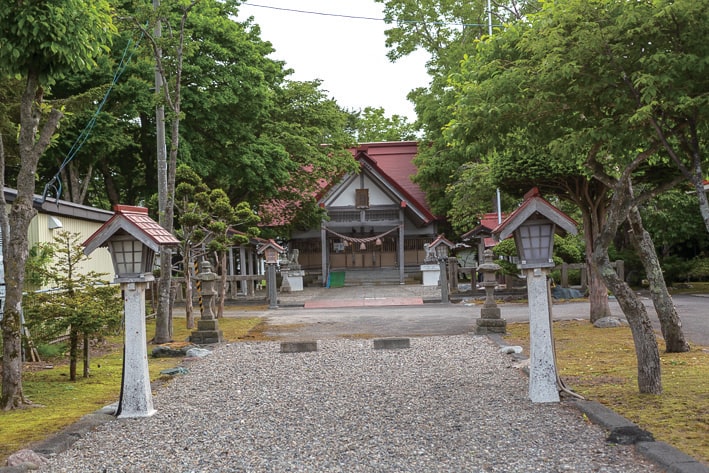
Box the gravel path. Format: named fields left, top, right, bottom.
left=41, top=336, right=660, bottom=473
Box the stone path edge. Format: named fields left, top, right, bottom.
left=0, top=405, right=117, bottom=473
left=487, top=333, right=709, bottom=473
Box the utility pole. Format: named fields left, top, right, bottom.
left=154, top=0, right=167, bottom=221
left=487, top=0, right=493, bottom=36
left=154, top=0, right=172, bottom=343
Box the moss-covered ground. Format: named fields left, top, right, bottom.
left=504, top=320, right=709, bottom=464
left=0, top=316, right=261, bottom=464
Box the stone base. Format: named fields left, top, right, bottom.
left=480, top=307, right=501, bottom=319
left=475, top=317, right=507, bottom=335
left=190, top=319, right=224, bottom=344
left=282, top=274, right=303, bottom=292
left=421, top=264, right=440, bottom=286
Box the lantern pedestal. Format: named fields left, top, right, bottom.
left=525, top=267, right=560, bottom=403
left=117, top=280, right=156, bottom=418
left=439, top=257, right=450, bottom=303
left=420, top=264, right=440, bottom=286
left=190, top=320, right=224, bottom=345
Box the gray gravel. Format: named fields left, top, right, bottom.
left=40, top=336, right=660, bottom=473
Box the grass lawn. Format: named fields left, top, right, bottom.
left=0, top=316, right=262, bottom=464
left=504, top=320, right=709, bottom=465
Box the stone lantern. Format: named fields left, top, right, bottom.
left=493, top=188, right=577, bottom=403
left=83, top=205, right=179, bottom=418
left=189, top=260, right=223, bottom=344
left=257, top=239, right=285, bottom=309
left=475, top=249, right=506, bottom=334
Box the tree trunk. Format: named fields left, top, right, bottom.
left=98, top=159, right=121, bottom=207
left=1, top=69, right=62, bottom=410
left=69, top=328, right=78, bottom=381
left=592, top=248, right=662, bottom=394
left=59, top=160, right=92, bottom=204
left=1, top=304, right=25, bottom=410
left=581, top=198, right=611, bottom=322
left=83, top=332, right=90, bottom=378
left=217, top=251, right=227, bottom=319
left=628, top=207, right=689, bottom=353
left=184, top=247, right=194, bottom=329
left=155, top=267, right=172, bottom=343
left=590, top=178, right=662, bottom=394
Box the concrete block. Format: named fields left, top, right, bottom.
left=280, top=341, right=318, bottom=353
left=197, top=319, right=219, bottom=331
left=373, top=338, right=410, bottom=350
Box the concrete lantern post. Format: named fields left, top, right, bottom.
left=257, top=239, right=285, bottom=310
left=83, top=205, right=179, bottom=418
left=492, top=188, right=578, bottom=403
left=429, top=234, right=454, bottom=303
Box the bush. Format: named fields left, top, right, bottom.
left=36, top=342, right=67, bottom=359
left=661, top=255, right=693, bottom=283
left=688, top=257, right=709, bottom=281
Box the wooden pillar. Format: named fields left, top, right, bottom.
left=448, top=257, right=459, bottom=291
left=239, top=247, right=247, bottom=295
left=561, top=262, right=568, bottom=287
left=398, top=210, right=405, bottom=285
left=321, top=225, right=328, bottom=287
left=247, top=250, right=255, bottom=296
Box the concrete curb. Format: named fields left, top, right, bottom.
left=488, top=333, right=709, bottom=473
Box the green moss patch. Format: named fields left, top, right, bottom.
left=505, top=320, right=709, bottom=464
left=0, top=316, right=262, bottom=464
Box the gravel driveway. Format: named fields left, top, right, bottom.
left=40, top=335, right=660, bottom=473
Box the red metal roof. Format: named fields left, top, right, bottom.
left=83, top=205, right=179, bottom=253
left=353, top=141, right=436, bottom=224
left=461, top=212, right=507, bottom=241
left=113, top=206, right=179, bottom=245
left=260, top=141, right=437, bottom=227
left=492, top=187, right=578, bottom=240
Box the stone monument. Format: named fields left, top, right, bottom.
left=420, top=243, right=441, bottom=286
left=280, top=249, right=304, bottom=292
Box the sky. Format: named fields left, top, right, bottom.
left=237, top=1, right=431, bottom=121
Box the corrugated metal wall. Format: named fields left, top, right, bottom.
left=30, top=213, right=114, bottom=285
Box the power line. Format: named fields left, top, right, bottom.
left=243, top=2, right=382, bottom=21
left=242, top=2, right=497, bottom=28
left=42, top=32, right=144, bottom=204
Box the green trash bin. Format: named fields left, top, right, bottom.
left=328, top=271, right=345, bottom=288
